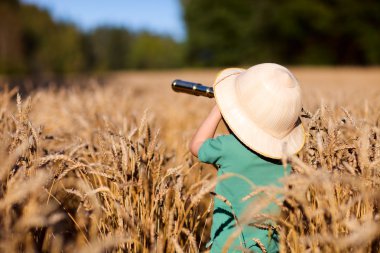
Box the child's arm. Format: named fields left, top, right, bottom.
left=189, top=104, right=222, bottom=157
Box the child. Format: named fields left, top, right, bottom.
left=189, top=63, right=305, bottom=252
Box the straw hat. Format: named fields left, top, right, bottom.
left=214, top=63, right=305, bottom=159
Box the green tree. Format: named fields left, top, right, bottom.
left=20, top=4, right=84, bottom=74
left=129, top=32, right=184, bottom=69
left=182, top=0, right=253, bottom=66
left=88, top=27, right=132, bottom=72
left=182, top=0, right=380, bottom=65
left=0, top=0, right=25, bottom=74
left=1, top=0, right=186, bottom=76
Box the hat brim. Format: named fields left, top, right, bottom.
left=214, top=69, right=305, bottom=159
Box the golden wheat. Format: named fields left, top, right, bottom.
left=0, top=68, right=380, bottom=252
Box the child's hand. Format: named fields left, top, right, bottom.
left=189, top=104, right=222, bottom=157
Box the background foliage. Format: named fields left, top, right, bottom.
left=182, top=0, right=380, bottom=66
left=0, top=0, right=184, bottom=76
left=1, top=0, right=380, bottom=76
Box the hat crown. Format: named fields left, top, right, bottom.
left=235, top=63, right=302, bottom=139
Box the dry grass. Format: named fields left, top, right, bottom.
left=1, top=67, right=380, bottom=252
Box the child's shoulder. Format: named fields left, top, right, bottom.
left=214, top=133, right=235, bottom=142
left=218, top=134, right=259, bottom=158
left=211, top=134, right=240, bottom=148
left=215, top=133, right=242, bottom=145
left=212, top=134, right=246, bottom=154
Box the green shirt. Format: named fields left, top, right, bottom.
left=198, top=134, right=290, bottom=253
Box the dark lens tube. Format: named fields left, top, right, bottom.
left=172, top=79, right=214, bottom=98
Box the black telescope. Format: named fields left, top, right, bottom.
left=171, top=79, right=214, bottom=98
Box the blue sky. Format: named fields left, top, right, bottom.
left=21, top=0, right=186, bottom=41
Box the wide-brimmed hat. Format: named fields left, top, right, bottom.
left=214, top=63, right=305, bottom=159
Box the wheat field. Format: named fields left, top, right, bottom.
left=1, top=67, right=380, bottom=252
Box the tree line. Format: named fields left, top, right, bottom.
left=182, top=0, right=380, bottom=66
left=0, top=0, right=184, bottom=76
left=1, top=0, right=380, bottom=76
